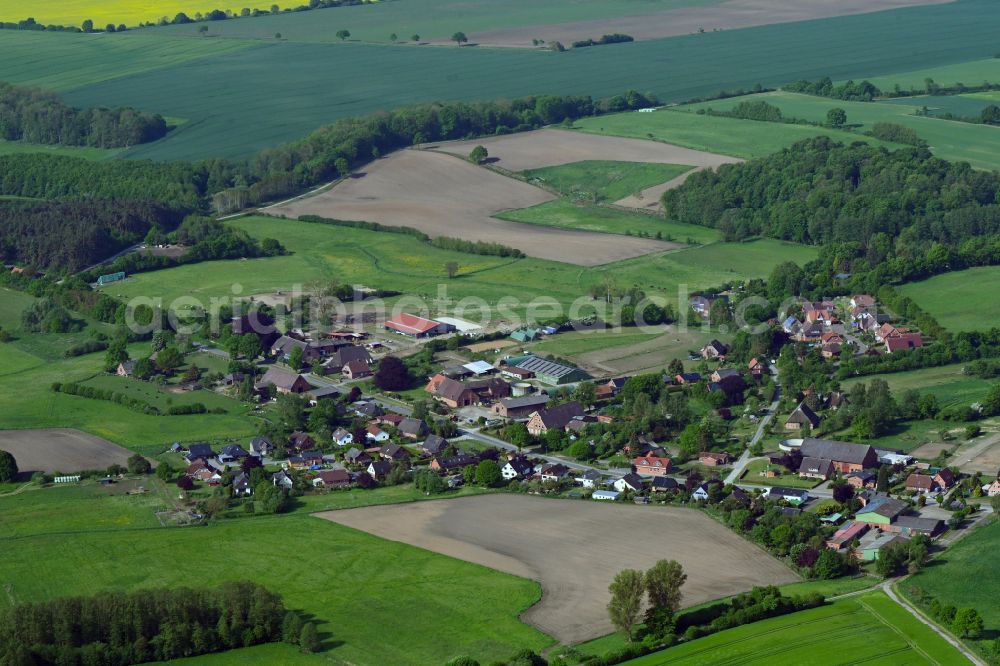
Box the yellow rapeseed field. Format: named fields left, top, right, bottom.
left=0, top=1, right=282, bottom=28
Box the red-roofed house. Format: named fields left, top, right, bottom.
left=633, top=456, right=672, bottom=476
left=384, top=313, right=452, bottom=338
left=885, top=333, right=923, bottom=354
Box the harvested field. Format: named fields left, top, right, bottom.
left=432, top=129, right=740, bottom=173
left=318, top=494, right=798, bottom=644
left=950, top=431, right=1000, bottom=475
left=909, top=441, right=956, bottom=461
left=0, top=428, right=136, bottom=476
left=465, top=339, right=520, bottom=354
left=455, top=0, right=954, bottom=48
left=268, top=149, right=677, bottom=266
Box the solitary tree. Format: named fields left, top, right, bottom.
left=374, top=356, right=412, bottom=391
left=198, top=25, right=208, bottom=35
left=475, top=459, right=502, bottom=486
left=389, top=33, right=398, bottom=42
left=445, top=261, right=460, bottom=279
left=411, top=34, right=420, bottom=42
left=82, top=19, right=94, bottom=32
left=644, top=559, right=686, bottom=630
left=0, top=450, right=17, bottom=483
left=336, top=29, right=351, bottom=41
left=826, top=107, right=847, bottom=128
left=275, top=32, right=282, bottom=39
left=607, top=569, right=645, bottom=641
left=468, top=145, right=488, bottom=164
left=952, top=608, right=984, bottom=639
left=452, top=31, right=468, bottom=45
left=127, top=454, right=152, bottom=475
left=288, top=346, right=305, bottom=371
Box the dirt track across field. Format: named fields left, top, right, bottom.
left=430, top=0, right=953, bottom=48
left=317, top=494, right=799, bottom=643
left=0, top=428, right=135, bottom=475
left=268, top=148, right=678, bottom=266
left=432, top=128, right=741, bottom=173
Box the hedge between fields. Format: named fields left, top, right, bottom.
left=51, top=381, right=220, bottom=416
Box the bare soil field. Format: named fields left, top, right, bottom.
left=439, top=0, right=953, bottom=48
left=0, top=428, right=135, bottom=476
left=950, top=431, right=1000, bottom=475
left=909, top=441, right=954, bottom=461
left=615, top=167, right=708, bottom=212
left=268, top=149, right=677, bottom=266
left=431, top=129, right=741, bottom=173
left=317, top=494, right=798, bottom=644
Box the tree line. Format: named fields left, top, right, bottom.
left=0, top=81, right=167, bottom=147
left=0, top=581, right=289, bottom=664
left=784, top=74, right=1000, bottom=101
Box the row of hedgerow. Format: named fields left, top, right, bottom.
left=51, top=381, right=217, bottom=416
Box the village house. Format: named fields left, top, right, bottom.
left=344, top=447, right=371, bottom=466
left=232, top=472, right=253, bottom=496
left=748, top=358, right=766, bottom=379
left=905, top=474, right=935, bottom=494
left=185, top=443, right=215, bottom=464
left=785, top=402, right=821, bottom=430
left=116, top=360, right=137, bottom=377
left=825, top=521, right=870, bottom=551
left=885, top=332, right=924, bottom=354
left=501, top=455, right=535, bottom=481
left=700, top=339, right=728, bottom=360
left=595, top=377, right=630, bottom=400
left=379, top=443, right=409, bottom=461
left=332, top=428, right=354, bottom=447
left=633, top=455, right=672, bottom=476
left=985, top=479, right=1000, bottom=496
left=430, top=454, right=478, bottom=473
left=850, top=295, right=876, bottom=309
left=574, top=469, right=604, bottom=488
left=322, top=345, right=373, bottom=373
left=420, top=434, right=449, bottom=457
left=799, top=457, right=834, bottom=480
left=651, top=477, right=679, bottom=493
left=674, top=372, right=702, bottom=385
left=365, top=425, right=390, bottom=442
left=614, top=473, right=644, bottom=493
left=699, top=451, right=731, bottom=467
left=256, top=367, right=313, bottom=395
left=767, top=487, right=810, bottom=505
left=539, top=463, right=572, bottom=482
left=288, top=431, right=315, bottom=451
left=397, top=417, right=428, bottom=440
left=246, top=436, right=272, bottom=458
left=313, top=469, right=351, bottom=489
left=846, top=470, right=877, bottom=489
left=342, top=360, right=372, bottom=379
left=493, top=394, right=550, bottom=419
left=526, top=401, right=585, bottom=436
left=271, top=469, right=294, bottom=490
left=367, top=460, right=392, bottom=479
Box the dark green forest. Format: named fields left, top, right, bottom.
left=0, top=82, right=166, bottom=147
left=0, top=581, right=288, bottom=665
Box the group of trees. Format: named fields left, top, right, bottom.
left=608, top=560, right=687, bottom=640
left=0, top=199, right=182, bottom=272
left=0, top=582, right=289, bottom=664
left=571, top=33, right=634, bottom=48
left=0, top=449, right=17, bottom=482
left=663, top=136, right=1000, bottom=248
left=0, top=81, right=167, bottom=147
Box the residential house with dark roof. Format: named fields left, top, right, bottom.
left=398, top=417, right=428, bottom=440
left=185, top=443, right=215, bottom=463
left=540, top=463, right=572, bottom=482
left=257, top=367, right=312, bottom=395
left=799, top=457, right=834, bottom=480
left=701, top=339, right=729, bottom=360
left=379, top=443, right=409, bottom=462
left=342, top=360, right=372, bottom=379
left=431, top=454, right=478, bottom=473
left=501, top=455, right=535, bottom=480
left=785, top=402, right=821, bottom=430
left=344, top=447, right=371, bottom=466
left=526, top=401, right=585, bottom=436
left=313, top=469, right=351, bottom=488
left=288, top=431, right=315, bottom=451
left=420, top=434, right=449, bottom=457
left=367, top=460, right=392, bottom=479
left=614, top=473, right=645, bottom=493
left=323, top=345, right=373, bottom=372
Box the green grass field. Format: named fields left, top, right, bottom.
left=740, top=459, right=822, bottom=489
left=0, top=31, right=254, bottom=91
left=620, top=592, right=967, bottom=665
left=97, top=215, right=815, bottom=317
left=842, top=363, right=996, bottom=409
left=903, top=520, right=1000, bottom=660
left=680, top=91, right=1000, bottom=170
left=496, top=199, right=720, bottom=244
left=572, top=107, right=899, bottom=159
left=148, top=0, right=724, bottom=43
left=856, top=56, right=1000, bottom=93
left=0, top=0, right=981, bottom=160
left=0, top=287, right=258, bottom=450
left=575, top=576, right=879, bottom=656
left=898, top=266, right=1000, bottom=332
left=0, top=483, right=551, bottom=665
left=521, top=160, right=693, bottom=203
